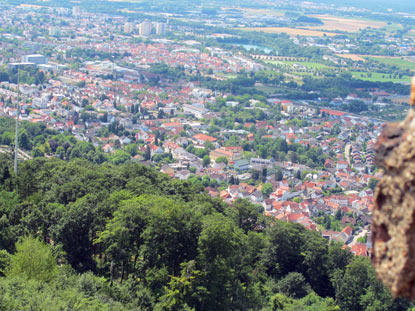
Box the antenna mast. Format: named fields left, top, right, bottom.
left=14, top=67, right=19, bottom=175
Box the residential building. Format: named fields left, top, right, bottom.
left=139, top=21, right=152, bottom=36
left=72, top=6, right=81, bottom=16
left=155, top=22, right=166, bottom=35
left=124, top=23, right=134, bottom=34
left=49, top=26, right=61, bottom=37
left=192, top=133, right=217, bottom=145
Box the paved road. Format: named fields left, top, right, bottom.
left=349, top=226, right=369, bottom=246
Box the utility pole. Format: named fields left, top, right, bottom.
left=14, top=68, right=19, bottom=175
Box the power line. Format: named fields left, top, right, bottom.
left=14, top=68, right=19, bottom=175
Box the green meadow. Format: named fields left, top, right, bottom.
left=350, top=71, right=412, bottom=83
left=365, top=57, right=415, bottom=70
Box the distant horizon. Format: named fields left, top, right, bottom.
left=4, top=0, right=415, bottom=13
left=307, top=0, right=415, bottom=13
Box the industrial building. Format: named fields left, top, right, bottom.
left=21, top=54, right=48, bottom=65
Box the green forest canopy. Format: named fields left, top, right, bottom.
left=0, top=155, right=412, bottom=310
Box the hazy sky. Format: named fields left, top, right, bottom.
left=310, top=0, right=415, bottom=12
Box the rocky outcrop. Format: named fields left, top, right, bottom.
left=372, top=77, right=415, bottom=299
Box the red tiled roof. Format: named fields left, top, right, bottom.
left=193, top=133, right=217, bottom=142
left=350, top=243, right=368, bottom=256
left=320, top=108, right=344, bottom=117
left=341, top=226, right=353, bottom=236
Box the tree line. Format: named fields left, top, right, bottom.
left=0, top=66, right=46, bottom=85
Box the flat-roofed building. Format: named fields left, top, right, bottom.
left=21, top=54, right=47, bottom=65
left=183, top=104, right=208, bottom=118
left=139, top=22, right=152, bottom=36
left=49, top=26, right=61, bottom=37
left=72, top=6, right=80, bottom=16
left=155, top=22, right=166, bottom=35
left=124, top=23, right=134, bottom=34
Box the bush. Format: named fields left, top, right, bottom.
left=276, top=272, right=310, bottom=299
left=6, top=236, right=58, bottom=282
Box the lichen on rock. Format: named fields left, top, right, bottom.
left=372, top=77, right=415, bottom=299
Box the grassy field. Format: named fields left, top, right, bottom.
left=266, top=60, right=331, bottom=70
left=365, top=56, right=415, bottom=70
left=254, top=84, right=280, bottom=95
left=350, top=71, right=412, bottom=83
left=307, top=15, right=386, bottom=32
left=240, top=27, right=338, bottom=37
left=335, top=55, right=415, bottom=70
left=255, top=77, right=304, bottom=94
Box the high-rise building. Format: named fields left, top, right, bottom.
left=55, top=8, right=70, bottom=16
left=139, top=21, right=152, bottom=36
left=49, top=26, right=61, bottom=37
left=72, top=6, right=80, bottom=16
left=155, top=22, right=166, bottom=36
left=21, top=54, right=48, bottom=65
left=124, top=23, right=134, bottom=34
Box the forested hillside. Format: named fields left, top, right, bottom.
left=0, top=155, right=411, bottom=310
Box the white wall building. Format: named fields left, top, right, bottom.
left=72, top=6, right=80, bottom=16
left=21, top=54, right=48, bottom=65
left=49, top=26, right=61, bottom=37
left=155, top=22, right=166, bottom=35
left=124, top=23, right=134, bottom=34
left=139, top=22, right=152, bottom=36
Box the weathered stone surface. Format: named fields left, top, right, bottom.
left=373, top=108, right=415, bottom=299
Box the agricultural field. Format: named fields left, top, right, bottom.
left=240, top=27, right=338, bottom=37
left=336, top=54, right=366, bottom=61
left=306, top=15, right=387, bottom=32
left=382, top=23, right=405, bottom=32
left=236, top=8, right=285, bottom=17
left=350, top=71, right=412, bottom=83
